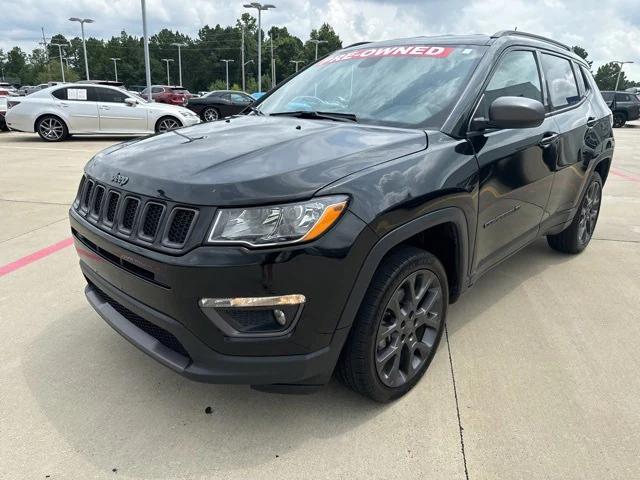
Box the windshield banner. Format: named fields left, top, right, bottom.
left=319, top=45, right=454, bottom=65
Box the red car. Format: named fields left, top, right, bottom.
left=140, top=85, right=192, bottom=106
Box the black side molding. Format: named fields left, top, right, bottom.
left=336, top=207, right=470, bottom=330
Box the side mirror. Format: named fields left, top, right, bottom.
left=125, top=97, right=137, bottom=107
left=473, top=96, right=545, bottom=130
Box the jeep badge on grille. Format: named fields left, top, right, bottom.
left=111, top=172, right=129, bottom=186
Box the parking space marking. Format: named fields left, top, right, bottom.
left=0, top=145, right=96, bottom=153
left=610, top=167, right=640, bottom=183
left=0, top=237, right=73, bottom=278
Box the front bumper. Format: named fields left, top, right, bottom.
left=70, top=206, right=377, bottom=385
left=84, top=268, right=347, bottom=385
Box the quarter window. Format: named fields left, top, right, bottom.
left=479, top=50, right=542, bottom=118
left=540, top=54, right=580, bottom=110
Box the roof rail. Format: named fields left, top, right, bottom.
left=344, top=41, right=371, bottom=49
left=491, top=30, right=570, bottom=51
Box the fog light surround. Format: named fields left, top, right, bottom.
left=198, top=294, right=306, bottom=337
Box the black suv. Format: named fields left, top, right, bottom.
left=600, top=90, right=640, bottom=127
left=70, top=31, right=614, bottom=402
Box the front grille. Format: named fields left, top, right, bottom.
left=121, top=198, right=140, bottom=231
left=92, top=185, right=105, bottom=216
left=141, top=203, right=164, bottom=239
left=90, top=281, right=190, bottom=359
left=105, top=192, right=120, bottom=224
left=74, top=175, right=203, bottom=253
left=167, top=208, right=196, bottom=245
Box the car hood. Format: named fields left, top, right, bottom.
left=85, top=115, right=427, bottom=206
left=144, top=102, right=192, bottom=115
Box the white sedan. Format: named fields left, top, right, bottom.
left=5, top=84, right=200, bottom=141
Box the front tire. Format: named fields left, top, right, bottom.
left=36, top=115, right=68, bottom=142
left=337, top=246, right=448, bottom=402
left=547, top=172, right=603, bottom=254
left=155, top=116, right=182, bottom=133
left=202, top=107, right=220, bottom=122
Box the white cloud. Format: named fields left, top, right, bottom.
left=1, top=0, right=639, bottom=79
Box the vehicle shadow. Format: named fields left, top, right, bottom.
left=20, top=238, right=574, bottom=477
left=22, top=304, right=387, bottom=477
left=6, top=134, right=142, bottom=143
left=446, top=238, right=575, bottom=335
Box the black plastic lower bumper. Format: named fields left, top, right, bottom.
left=83, top=265, right=347, bottom=386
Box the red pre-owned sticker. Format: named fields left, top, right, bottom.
left=319, top=45, right=454, bottom=65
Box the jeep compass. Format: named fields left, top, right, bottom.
left=70, top=31, right=614, bottom=402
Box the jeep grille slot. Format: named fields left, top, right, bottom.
left=92, top=185, right=105, bottom=217
left=121, top=198, right=140, bottom=231
left=167, top=208, right=196, bottom=245
left=105, top=191, right=120, bottom=224
left=82, top=180, right=94, bottom=210
left=74, top=176, right=86, bottom=208
left=141, top=203, right=164, bottom=239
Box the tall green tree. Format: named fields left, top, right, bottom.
left=571, top=46, right=593, bottom=68
left=595, top=62, right=629, bottom=90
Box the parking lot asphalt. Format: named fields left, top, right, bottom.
left=1, top=126, right=639, bottom=479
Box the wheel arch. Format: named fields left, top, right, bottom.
left=336, top=207, right=470, bottom=330
left=154, top=115, right=182, bottom=132
left=594, top=157, right=611, bottom=185
left=33, top=112, right=68, bottom=132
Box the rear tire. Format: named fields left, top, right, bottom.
left=36, top=115, right=68, bottom=142
left=202, top=107, right=220, bottom=122
left=612, top=112, right=626, bottom=128
left=337, top=246, right=448, bottom=402
left=547, top=172, right=603, bottom=254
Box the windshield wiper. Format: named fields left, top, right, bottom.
left=246, top=105, right=264, bottom=116
left=269, top=110, right=357, bottom=122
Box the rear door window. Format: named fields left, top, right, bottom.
left=615, top=93, right=631, bottom=102
left=540, top=53, right=580, bottom=110
left=51, top=87, right=97, bottom=101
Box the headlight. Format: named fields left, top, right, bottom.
left=207, top=195, right=348, bottom=247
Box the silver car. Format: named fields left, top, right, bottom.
left=5, top=84, right=200, bottom=141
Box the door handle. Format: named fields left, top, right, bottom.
left=539, top=132, right=559, bottom=147
left=586, top=117, right=597, bottom=128
left=60, top=102, right=69, bottom=108
left=100, top=106, right=110, bottom=110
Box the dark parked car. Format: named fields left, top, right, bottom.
left=140, top=85, right=192, bottom=106
left=600, top=90, right=640, bottom=127
left=0, top=97, right=7, bottom=130
left=186, top=90, right=253, bottom=121
left=70, top=31, right=613, bottom=402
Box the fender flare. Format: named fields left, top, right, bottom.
left=336, top=207, right=470, bottom=330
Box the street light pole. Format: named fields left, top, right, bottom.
left=161, top=59, right=174, bottom=85
left=309, top=39, right=328, bottom=61
left=50, top=43, right=69, bottom=82
left=270, top=27, right=275, bottom=88
left=241, top=26, right=246, bottom=92
left=613, top=60, right=634, bottom=91
left=110, top=57, right=120, bottom=82
left=141, top=0, right=152, bottom=101
left=290, top=60, right=304, bottom=72
left=171, top=43, right=186, bottom=86
left=221, top=59, right=234, bottom=90
left=243, top=2, right=276, bottom=93
left=68, top=17, right=94, bottom=80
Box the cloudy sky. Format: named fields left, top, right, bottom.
left=2, top=0, right=640, bottom=79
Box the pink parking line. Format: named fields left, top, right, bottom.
left=610, top=167, right=640, bottom=183
left=0, top=237, right=73, bottom=278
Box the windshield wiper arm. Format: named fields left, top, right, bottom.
left=269, top=110, right=357, bottom=122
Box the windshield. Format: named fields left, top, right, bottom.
left=258, top=44, right=486, bottom=129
